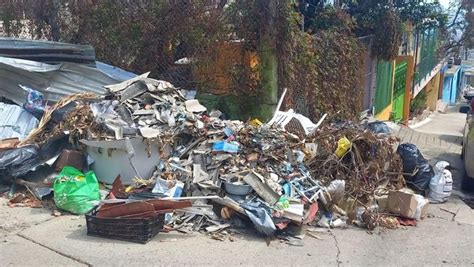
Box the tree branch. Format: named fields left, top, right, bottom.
left=447, top=4, right=463, bottom=29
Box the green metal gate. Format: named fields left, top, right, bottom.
left=392, top=61, right=408, bottom=122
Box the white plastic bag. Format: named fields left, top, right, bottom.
left=428, top=161, right=453, bottom=203
left=414, top=194, right=429, bottom=220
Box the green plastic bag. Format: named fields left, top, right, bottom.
left=53, top=166, right=100, bottom=214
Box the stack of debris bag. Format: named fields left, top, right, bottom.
left=3, top=74, right=437, bottom=244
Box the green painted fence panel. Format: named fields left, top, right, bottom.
left=392, top=61, right=408, bottom=121
left=374, top=60, right=394, bottom=115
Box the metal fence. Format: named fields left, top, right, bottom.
left=415, top=28, right=439, bottom=85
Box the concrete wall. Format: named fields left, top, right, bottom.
left=375, top=103, right=393, bottom=121
left=425, top=71, right=441, bottom=111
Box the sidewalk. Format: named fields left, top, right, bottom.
left=394, top=105, right=472, bottom=199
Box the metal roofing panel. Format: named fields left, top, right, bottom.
left=0, top=38, right=95, bottom=65
left=0, top=102, right=38, bottom=140
left=95, top=61, right=137, bottom=81
left=0, top=56, right=126, bottom=105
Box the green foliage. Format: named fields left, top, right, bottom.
left=1, top=0, right=371, bottom=122
left=393, top=0, right=447, bottom=30
left=277, top=4, right=364, bottom=121
left=410, top=89, right=428, bottom=114
left=298, top=0, right=448, bottom=60
left=304, top=7, right=354, bottom=33
left=371, top=9, right=403, bottom=61
left=225, top=0, right=260, bottom=51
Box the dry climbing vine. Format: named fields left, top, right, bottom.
left=277, top=5, right=364, bottom=122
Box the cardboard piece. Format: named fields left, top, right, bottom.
left=387, top=191, right=417, bottom=218
left=54, top=149, right=86, bottom=171
left=387, top=191, right=428, bottom=219
left=0, top=138, right=19, bottom=151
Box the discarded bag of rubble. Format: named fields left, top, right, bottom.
left=53, top=166, right=100, bottom=214
left=428, top=161, right=453, bottom=203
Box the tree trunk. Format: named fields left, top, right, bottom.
left=48, top=0, right=61, bottom=41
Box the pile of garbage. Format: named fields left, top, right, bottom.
left=1, top=74, right=450, bottom=244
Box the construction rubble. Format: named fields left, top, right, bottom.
left=1, top=73, right=440, bottom=244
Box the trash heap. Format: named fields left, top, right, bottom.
left=2, top=75, right=437, bottom=244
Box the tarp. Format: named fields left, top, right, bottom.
left=0, top=56, right=133, bottom=105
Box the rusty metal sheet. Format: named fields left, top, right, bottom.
left=146, top=199, right=192, bottom=211
left=97, top=201, right=155, bottom=218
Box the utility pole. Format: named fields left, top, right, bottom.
left=258, top=0, right=279, bottom=120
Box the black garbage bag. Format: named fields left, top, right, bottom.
left=0, top=145, right=39, bottom=177
left=0, top=135, right=70, bottom=177
left=242, top=202, right=276, bottom=236
left=367, top=121, right=391, bottom=134
left=397, top=143, right=434, bottom=193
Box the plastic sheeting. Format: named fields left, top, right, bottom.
left=0, top=102, right=39, bottom=140
left=0, top=135, right=69, bottom=177
left=242, top=202, right=276, bottom=236
left=0, top=145, right=39, bottom=176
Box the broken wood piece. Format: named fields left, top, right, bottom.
left=212, top=196, right=246, bottom=216
left=306, top=231, right=323, bottom=240
left=146, top=199, right=192, bottom=211
left=0, top=138, right=19, bottom=151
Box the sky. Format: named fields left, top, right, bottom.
left=438, top=0, right=451, bottom=9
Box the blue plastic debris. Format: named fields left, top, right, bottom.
left=212, top=141, right=240, bottom=153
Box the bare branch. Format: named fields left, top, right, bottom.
left=447, top=4, right=463, bottom=29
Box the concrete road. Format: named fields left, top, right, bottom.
left=1, top=197, right=473, bottom=267
left=1, top=107, right=474, bottom=266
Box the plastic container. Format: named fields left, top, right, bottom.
left=335, top=137, right=352, bottom=158
left=212, top=141, right=240, bottom=153
left=80, top=138, right=160, bottom=185
left=223, top=182, right=253, bottom=195
left=85, top=206, right=165, bottom=244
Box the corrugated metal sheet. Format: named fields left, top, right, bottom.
left=0, top=38, right=95, bottom=65
left=95, top=61, right=137, bottom=81
left=0, top=102, right=38, bottom=140
left=0, top=56, right=129, bottom=105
